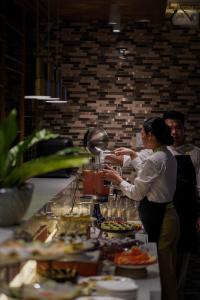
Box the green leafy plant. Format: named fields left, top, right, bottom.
left=0, top=109, right=92, bottom=188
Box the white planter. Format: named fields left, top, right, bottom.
left=0, top=183, right=34, bottom=227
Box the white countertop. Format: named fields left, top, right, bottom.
left=23, top=176, right=75, bottom=220
left=136, top=262, right=161, bottom=300
left=0, top=177, right=161, bottom=300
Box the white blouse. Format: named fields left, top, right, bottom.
left=120, top=147, right=177, bottom=203
left=123, top=149, right=152, bottom=171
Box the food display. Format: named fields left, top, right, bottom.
left=100, top=221, right=135, bottom=232
left=114, top=246, right=157, bottom=267
left=0, top=171, right=159, bottom=300
left=130, top=221, right=142, bottom=231
left=0, top=239, right=96, bottom=266
left=2, top=280, right=82, bottom=300
left=79, top=276, right=118, bottom=297
left=62, top=240, right=95, bottom=254
left=99, top=237, right=143, bottom=261
left=61, top=215, right=95, bottom=223
left=38, top=266, right=78, bottom=283
left=57, top=215, right=95, bottom=236
left=0, top=242, right=29, bottom=266
left=79, top=276, right=138, bottom=300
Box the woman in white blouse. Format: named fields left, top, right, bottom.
left=102, top=117, right=180, bottom=300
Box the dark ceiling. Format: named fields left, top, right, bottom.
left=49, top=0, right=168, bottom=24
left=17, top=0, right=200, bottom=24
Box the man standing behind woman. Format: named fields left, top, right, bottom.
left=102, top=117, right=180, bottom=300
left=163, top=111, right=200, bottom=291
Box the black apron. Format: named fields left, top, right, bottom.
left=173, top=155, right=198, bottom=252
left=138, top=197, right=168, bottom=244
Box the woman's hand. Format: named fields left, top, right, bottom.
left=101, top=165, right=123, bottom=185
left=105, top=148, right=137, bottom=165
left=114, top=147, right=137, bottom=160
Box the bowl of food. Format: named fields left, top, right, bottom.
left=100, top=221, right=135, bottom=238
left=38, top=266, right=78, bottom=283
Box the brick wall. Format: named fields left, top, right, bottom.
left=37, top=20, right=200, bottom=149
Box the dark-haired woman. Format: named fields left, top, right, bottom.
left=102, top=117, right=180, bottom=300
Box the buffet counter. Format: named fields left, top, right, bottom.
left=24, top=176, right=76, bottom=221
left=0, top=176, right=161, bottom=300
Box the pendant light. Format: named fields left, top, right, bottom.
left=51, top=0, right=67, bottom=103
left=24, top=0, right=48, bottom=100
left=109, top=2, right=121, bottom=33
left=24, top=0, right=67, bottom=103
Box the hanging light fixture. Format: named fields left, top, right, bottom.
left=24, top=0, right=48, bottom=100
left=46, top=99, right=67, bottom=103
left=109, top=3, right=121, bottom=33
left=109, top=3, right=120, bottom=25
left=24, top=96, right=50, bottom=100
left=24, top=0, right=67, bottom=103
left=49, top=0, right=68, bottom=103
left=112, top=22, right=121, bottom=33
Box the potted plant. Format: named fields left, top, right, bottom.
left=0, top=109, right=91, bottom=226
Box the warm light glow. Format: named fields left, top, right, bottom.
left=24, top=95, right=51, bottom=100
left=113, top=22, right=121, bottom=32
left=46, top=100, right=67, bottom=103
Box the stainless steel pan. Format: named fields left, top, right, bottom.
left=84, top=127, right=109, bottom=154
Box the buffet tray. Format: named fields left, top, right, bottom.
left=37, top=250, right=101, bottom=276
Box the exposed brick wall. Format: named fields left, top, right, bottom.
left=37, top=20, right=200, bottom=149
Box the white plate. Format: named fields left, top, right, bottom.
left=116, top=263, right=149, bottom=269
left=76, top=297, right=124, bottom=300
left=78, top=276, right=138, bottom=300
left=96, top=280, right=138, bottom=291
left=62, top=241, right=95, bottom=254
left=79, top=275, right=134, bottom=284
left=6, top=281, right=81, bottom=300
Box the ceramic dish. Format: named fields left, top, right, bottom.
left=79, top=275, right=136, bottom=286
left=114, top=246, right=157, bottom=267
left=100, top=221, right=135, bottom=233
left=116, top=259, right=157, bottom=269
left=76, top=296, right=124, bottom=300
left=1, top=280, right=81, bottom=300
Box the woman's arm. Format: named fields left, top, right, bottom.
left=102, top=159, right=159, bottom=201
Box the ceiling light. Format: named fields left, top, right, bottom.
left=24, top=95, right=51, bottom=100
left=46, top=99, right=67, bottom=103
left=135, top=19, right=150, bottom=23
left=113, top=22, right=121, bottom=33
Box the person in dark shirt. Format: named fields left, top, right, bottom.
left=163, top=110, right=200, bottom=291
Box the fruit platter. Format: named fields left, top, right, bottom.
left=114, top=246, right=157, bottom=268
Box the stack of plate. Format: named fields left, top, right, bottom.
left=95, top=277, right=138, bottom=300
left=77, top=297, right=123, bottom=300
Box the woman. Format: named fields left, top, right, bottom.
left=102, top=117, right=180, bottom=300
